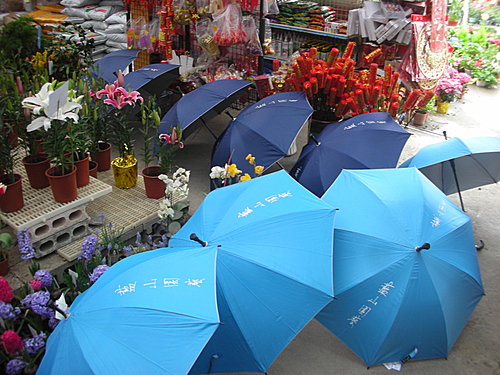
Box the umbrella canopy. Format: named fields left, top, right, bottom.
left=169, top=170, right=336, bottom=374
left=290, top=112, right=411, bottom=197
left=37, top=247, right=220, bottom=375
left=158, top=79, right=253, bottom=137
left=91, top=49, right=140, bottom=83
left=211, top=91, right=313, bottom=175
left=123, top=63, right=180, bottom=99
left=399, top=136, right=500, bottom=210
left=316, top=168, right=484, bottom=367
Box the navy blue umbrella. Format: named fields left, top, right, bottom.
left=91, top=49, right=140, bottom=83
left=211, top=91, right=313, bottom=175
left=159, top=79, right=253, bottom=137
left=123, top=63, right=180, bottom=99
left=290, top=112, right=411, bottom=197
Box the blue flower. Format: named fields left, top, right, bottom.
left=79, top=235, right=97, bottom=261
left=5, top=359, right=26, bottom=375
left=23, top=333, right=46, bottom=354
left=34, top=270, right=53, bottom=288
left=16, top=229, right=34, bottom=260
left=0, top=301, right=18, bottom=320
left=21, top=291, right=53, bottom=318
left=89, top=265, right=109, bottom=283
left=48, top=316, right=60, bottom=330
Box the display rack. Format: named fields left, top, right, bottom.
left=269, top=23, right=349, bottom=39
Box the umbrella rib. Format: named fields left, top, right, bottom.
left=467, top=154, right=498, bottom=183
left=77, top=306, right=220, bottom=325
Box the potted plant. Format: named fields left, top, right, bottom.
left=412, top=95, right=437, bottom=126
left=447, top=0, right=462, bottom=26
left=473, top=64, right=499, bottom=87
left=0, top=232, right=13, bottom=276
left=83, top=76, right=112, bottom=172
left=22, top=80, right=83, bottom=203
left=139, top=98, right=166, bottom=199
left=90, top=72, right=143, bottom=188
left=435, top=76, right=463, bottom=114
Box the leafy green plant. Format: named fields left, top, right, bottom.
left=0, top=232, right=13, bottom=262
left=139, top=97, right=161, bottom=168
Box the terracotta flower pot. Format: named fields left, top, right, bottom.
left=0, top=174, right=24, bottom=213
left=89, top=160, right=98, bottom=178
left=412, top=110, right=429, bottom=126
left=73, top=153, right=90, bottom=188
left=93, top=142, right=112, bottom=172
left=45, top=166, right=78, bottom=203
left=22, top=154, right=50, bottom=189
left=142, top=166, right=166, bottom=199
left=0, top=257, right=9, bottom=277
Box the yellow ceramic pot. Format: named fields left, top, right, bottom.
left=112, top=153, right=138, bottom=189
left=436, top=100, right=450, bottom=114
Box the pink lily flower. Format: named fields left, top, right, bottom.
left=116, top=70, right=125, bottom=87
left=159, top=134, right=172, bottom=143
left=95, top=83, right=117, bottom=100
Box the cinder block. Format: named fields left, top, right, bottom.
left=28, top=205, right=89, bottom=243
left=33, top=219, right=90, bottom=258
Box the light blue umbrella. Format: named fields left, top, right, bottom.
left=169, top=170, right=336, bottom=374
left=399, top=136, right=500, bottom=210
left=37, top=247, right=220, bottom=375
left=316, top=168, right=484, bottom=368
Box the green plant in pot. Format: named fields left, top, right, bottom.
left=22, top=80, right=84, bottom=202
left=473, top=64, right=499, bottom=87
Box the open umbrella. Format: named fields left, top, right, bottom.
left=91, top=49, right=140, bottom=83
left=169, top=170, right=336, bottom=374
left=37, top=247, right=220, bottom=375
left=158, top=79, right=253, bottom=138
left=123, top=63, right=180, bottom=99
left=316, top=168, right=484, bottom=368
left=290, top=112, right=411, bottom=196
left=210, top=91, right=313, bottom=175
left=399, top=136, right=500, bottom=210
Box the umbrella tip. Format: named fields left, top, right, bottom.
left=190, top=233, right=208, bottom=247
left=415, top=243, right=431, bottom=252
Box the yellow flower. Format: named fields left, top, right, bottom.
left=240, top=173, right=251, bottom=182
left=254, top=165, right=264, bottom=175
left=245, top=154, right=255, bottom=165
left=226, top=164, right=241, bottom=178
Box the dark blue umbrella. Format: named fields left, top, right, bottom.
left=123, top=63, right=180, bottom=99
left=158, top=79, right=253, bottom=137
left=290, top=112, right=411, bottom=196
left=211, top=91, right=313, bottom=175
left=91, top=49, right=140, bottom=83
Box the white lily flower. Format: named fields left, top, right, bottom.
left=22, top=83, right=54, bottom=115
left=26, top=101, right=82, bottom=132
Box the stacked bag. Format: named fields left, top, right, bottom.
left=61, top=0, right=126, bottom=58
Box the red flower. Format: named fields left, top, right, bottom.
left=0, top=277, right=14, bottom=302
left=29, top=279, right=43, bottom=290
left=1, top=330, right=23, bottom=355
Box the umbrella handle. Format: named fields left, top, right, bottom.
left=190, top=233, right=208, bottom=247
left=415, top=243, right=430, bottom=252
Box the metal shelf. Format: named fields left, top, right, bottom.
left=269, top=23, right=348, bottom=40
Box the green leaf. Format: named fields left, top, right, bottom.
left=168, top=221, right=181, bottom=235
left=172, top=211, right=183, bottom=220
left=0, top=233, right=13, bottom=248
left=173, top=200, right=189, bottom=211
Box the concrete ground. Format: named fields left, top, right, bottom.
left=171, top=84, right=500, bottom=375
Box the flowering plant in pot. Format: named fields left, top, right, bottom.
left=139, top=98, right=166, bottom=198
left=0, top=118, right=24, bottom=213
left=90, top=72, right=143, bottom=188
left=22, top=80, right=84, bottom=202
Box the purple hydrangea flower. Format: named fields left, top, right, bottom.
left=16, top=229, right=34, bottom=260
left=122, top=246, right=133, bottom=255
left=0, top=301, right=19, bottom=320
left=23, top=333, right=46, bottom=355
left=21, top=291, right=53, bottom=318
left=48, top=316, right=60, bottom=330
left=5, top=359, right=26, bottom=375
left=34, top=270, right=53, bottom=288
left=79, top=235, right=98, bottom=261
left=89, top=265, right=109, bottom=283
